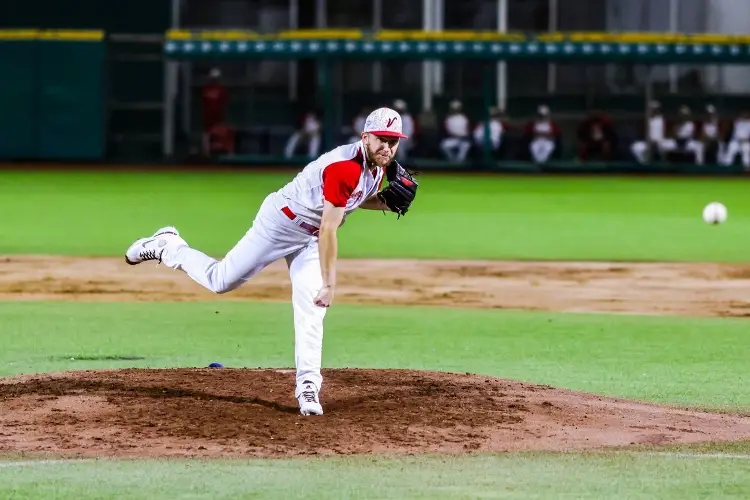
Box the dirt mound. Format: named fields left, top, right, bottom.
left=0, top=368, right=748, bottom=458
left=3, top=256, right=750, bottom=317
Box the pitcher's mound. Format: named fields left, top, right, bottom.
left=0, top=368, right=748, bottom=458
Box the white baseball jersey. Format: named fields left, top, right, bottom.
left=275, top=141, right=384, bottom=229
left=445, top=113, right=470, bottom=137
left=401, top=113, right=415, bottom=139
left=473, top=119, right=504, bottom=147
left=353, top=115, right=366, bottom=134
left=732, top=119, right=750, bottom=141
left=648, top=116, right=665, bottom=141
left=702, top=120, right=719, bottom=139
left=303, top=114, right=321, bottom=134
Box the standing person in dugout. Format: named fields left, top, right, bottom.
left=124, top=108, right=419, bottom=416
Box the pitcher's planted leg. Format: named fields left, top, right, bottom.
left=287, top=243, right=326, bottom=416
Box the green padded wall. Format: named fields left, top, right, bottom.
left=36, top=38, right=105, bottom=159
left=0, top=32, right=105, bottom=160
left=0, top=40, right=36, bottom=157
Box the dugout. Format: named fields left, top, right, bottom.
left=163, top=29, right=750, bottom=173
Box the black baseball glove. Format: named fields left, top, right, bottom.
left=377, top=160, right=419, bottom=217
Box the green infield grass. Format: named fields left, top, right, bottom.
left=0, top=170, right=748, bottom=261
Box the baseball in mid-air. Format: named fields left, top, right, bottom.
left=702, top=202, right=728, bottom=225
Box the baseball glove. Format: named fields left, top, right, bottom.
left=377, top=161, right=419, bottom=217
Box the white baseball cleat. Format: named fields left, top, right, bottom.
left=124, top=226, right=186, bottom=266
left=296, top=380, right=324, bottom=416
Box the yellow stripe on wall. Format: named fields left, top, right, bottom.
left=0, top=30, right=104, bottom=41
left=163, top=28, right=750, bottom=45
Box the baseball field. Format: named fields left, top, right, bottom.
left=0, top=168, right=749, bottom=498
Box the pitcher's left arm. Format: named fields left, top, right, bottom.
left=360, top=194, right=390, bottom=211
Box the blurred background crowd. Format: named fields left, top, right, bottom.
left=184, top=0, right=750, bottom=168
left=200, top=64, right=750, bottom=170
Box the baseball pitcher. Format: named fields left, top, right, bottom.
left=124, top=107, right=418, bottom=416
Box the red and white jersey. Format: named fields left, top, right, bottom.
left=534, top=120, right=552, bottom=135
left=275, top=141, right=385, bottom=228
left=702, top=120, right=719, bottom=139
left=524, top=119, right=560, bottom=139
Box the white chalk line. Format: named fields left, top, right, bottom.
left=0, top=452, right=749, bottom=469
left=633, top=451, right=750, bottom=461
left=0, top=459, right=98, bottom=468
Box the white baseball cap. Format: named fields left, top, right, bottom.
left=362, top=107, right=408, bottom=139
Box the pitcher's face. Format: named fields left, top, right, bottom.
left=363, top=133, right=399, bottom=167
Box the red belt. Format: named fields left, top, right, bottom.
left=281, top=206, right=319, bottom=236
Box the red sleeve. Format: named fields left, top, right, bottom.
left=322, top=160, right=361, bottom=207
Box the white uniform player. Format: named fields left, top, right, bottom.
left=473, top=107, right=504, bottom=153
left=632, top=104, right=704, bottom=164
left=284, top=112, right=322, bottom=159
left=393, top=100, right=415, bottom=163
left=527, top=106, right=558, bottom=164
left=124, top=107, right=409, bottom=416
left=439, top=100, right=471, bottom=162
left=722, top=112, right=750, bottom=169
left=632, top=102, right=667, bottom=164
left=661, top=107, right=704, bottom=164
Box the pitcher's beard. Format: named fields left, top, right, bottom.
left=367, top=149, right=392, bottom=168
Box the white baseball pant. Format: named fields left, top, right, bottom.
left=161, top=192, right=326, bottom=395
left=440, top=137, right=471, bottom=162
left=530, top=138, right=555, bottom=163
left=722, top=140, right=750, bottom=168
left=631, top=139, right=704, bottom=164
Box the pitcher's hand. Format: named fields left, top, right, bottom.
left=314, top=285, right=334, bottom=308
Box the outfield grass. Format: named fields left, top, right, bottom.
left=0, top=170, right=748, bottom=261
left=1, top=170, right=749, bottom=498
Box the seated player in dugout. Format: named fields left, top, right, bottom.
left=576, top=109, right=617, bottom=162
left=124, top=107, right=419, bottom=416
left=201, top=67, right=229, bottom=156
